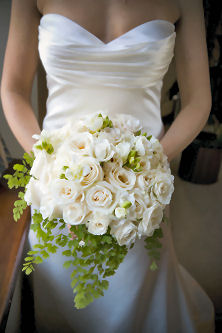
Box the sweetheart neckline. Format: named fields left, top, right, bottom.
left=39, top=13, right=176, bottom=46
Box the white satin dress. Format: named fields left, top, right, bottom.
left=28, top=13, right=215, bottom=333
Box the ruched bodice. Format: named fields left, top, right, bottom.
left=38, top=14, right=176, bottom=138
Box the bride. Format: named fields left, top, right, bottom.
left=1, top=0, right=215, bottom=332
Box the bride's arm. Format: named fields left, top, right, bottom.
left=0, top=0, right=41, bottom=154
left=160, top=0, right=212, bottom=163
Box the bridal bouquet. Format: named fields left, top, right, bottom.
left=4, top=111, right=174, bottom=309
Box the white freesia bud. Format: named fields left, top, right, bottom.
left=115, top=207, right=126, bottom=218
left=110, top=220, right=137, bottom=246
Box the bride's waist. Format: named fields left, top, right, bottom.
left=43, top=86, right=165, bottom=139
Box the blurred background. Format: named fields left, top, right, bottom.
left=0, top=0, right=222, bottom=332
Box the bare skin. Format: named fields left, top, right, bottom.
left=1, top=0, right=211, bottom=162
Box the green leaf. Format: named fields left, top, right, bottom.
left=71, top=278, right=78, bottom=288
left=34, top=256, right=43, bottom=264
left=24, top=256, right=34, bottom=261
left=62, top=250, right=72, bottom=256
left=150, top=261, right=158, bottom=271
left=63, top=260, right=72, bottom=269
left=25, top=267, right=33, bottom=275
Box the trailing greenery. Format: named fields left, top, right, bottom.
left=3, top=151, right=35, bottom=221
left=23, top=210, right=129, bottom=309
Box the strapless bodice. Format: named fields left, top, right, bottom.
left=38, top=14, right=176, bottom=139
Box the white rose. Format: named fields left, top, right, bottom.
left=85, top=181, right=119, bottom=214
left=79, top=240, right=85, bottom=247
left=149, top=172, right=174, bottom=205
left=135, top=174, right=148, bottom=192
left=138, top=202, right=163, bottom=238
left=110, top=220, right=137, bottom=246
left=68, top=132, right=94, bottom=156
left=63, top=202, right=87, bottom=225
left=106, top=165, right=136, bottom=191
left=51, top=179, right=80, bottom=206
left=78, top=157, right=104, bottom=188
left=87, top=213, right=110, bottom=235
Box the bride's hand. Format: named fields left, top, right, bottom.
left=67, top=224, right=78, bottom=240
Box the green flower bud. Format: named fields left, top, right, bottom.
left=129, top=156, right=135, bottom=164
left=121, top=201, right=132, bottom=208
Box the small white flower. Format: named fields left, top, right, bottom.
left=92, top=138, right=115, bottom=162
left=115, top=207, right=127, bottom=218
left=87, top=114, right=104, bottom=132
left=115, top=141, right=131, bottom=163
left=79, top=240, right=85, bottom=247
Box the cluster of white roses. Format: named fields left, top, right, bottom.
left=25, top=111, right=174, bottom=247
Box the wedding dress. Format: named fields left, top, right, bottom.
left=27, top=13, right=215, bottom=333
